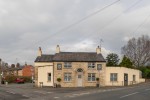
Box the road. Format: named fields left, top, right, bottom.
left=65, top=83, right=150, bottom=100
left=0, top=83, right=149, bottom=100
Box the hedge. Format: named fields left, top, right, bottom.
left=4, top=75, right=32, bottom=83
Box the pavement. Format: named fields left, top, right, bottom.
left=0, top=82, right=150, bottom=100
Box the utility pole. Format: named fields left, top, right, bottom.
left=0, top=58, right=2, bottom=85
left=99, top=39, right=103, bottom=48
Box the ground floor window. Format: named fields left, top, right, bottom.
left=88, top=73, right=96, bottom=81
left=48, top=73, right=51, bottom=81
left=110, top=73, right=117, bottom=82
left=133, top=75, right=136, bottom=81
left=64, top=73, right=72, bottom=82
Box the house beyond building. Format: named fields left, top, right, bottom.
left=34, top=45, right=145, bottom=87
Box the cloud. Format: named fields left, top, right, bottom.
left=0, top=0, right=150, bottom=65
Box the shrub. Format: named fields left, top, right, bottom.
left=57, top=78, right=61, bottom=82
left=5, top=75, right=32, bottom=83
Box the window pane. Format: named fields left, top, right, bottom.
left=110, top=73, right=117, bottom=82
left=88, top=73, right=95, bottom=81
left=64, top=73, right=71, bottom=81
left=64, top=62, right=72, bottom=68
left=48, top=73, right=51, bottom=81
left=88, top=63, right=95, bottom=68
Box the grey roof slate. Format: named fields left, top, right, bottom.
left=35, top=52, right=106, bottom=62
left=35, top=55, right=54, bottom=62
left=53, top=52, right=106, bottom=62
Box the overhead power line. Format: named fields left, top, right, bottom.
left=131, top=13, right=150, bottom=34
left=83, top=0, right=143, bottom=41
left=6, top=0, right=121, bottom=59
left=28, top=0, right=121, bottom=47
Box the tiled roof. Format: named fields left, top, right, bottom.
left=35, top=54, right=54, bottom=62
left=35, top=52, right=106, bottom=62
left=53, top=52, right=105, bottom=62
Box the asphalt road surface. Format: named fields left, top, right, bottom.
left=0, top=83, right=150, bottom=100
left=65, top=83, right=150, bottom=100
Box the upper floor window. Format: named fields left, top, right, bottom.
left=110, top=73, right=117, bottom=82
left=88, top=63, right=95, bottom=68
left=64, top=62, right=72, bottom=68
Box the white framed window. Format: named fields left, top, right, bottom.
left=88, top=63, right=96, bottom=68
left=88, top=73, right=96, bottom=81
left=133, top=75, right=136, bottom=81
left=110, top=73, right=117, bottom=82
left=64, top=62, right=72, bottom=68
left=48, top=73, right=51, bottom=81
left=64, top=73, right=72, bottom=82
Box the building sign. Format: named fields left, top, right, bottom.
left=57, top=64, right=62, bottom=70
left=97, top=64, right=102, bottom=70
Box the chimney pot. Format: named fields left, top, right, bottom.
left=38, top=47, right=42, bottom=56
left=96, top=46, right=101, bottom=54
left=56, top=45, right=60, bottom=53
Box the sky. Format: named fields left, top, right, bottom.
left=0, top=0, right=150, bottom=65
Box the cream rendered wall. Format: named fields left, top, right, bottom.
left=35, top=62, right=53, bottom=87
left=105, top=67, right=145, bottom=86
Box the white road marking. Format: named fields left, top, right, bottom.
left=73, top=94, right=80, bottom=96
left=22, top=95, right=30, bottom=98
left=80, top=92, right=90, bottom=95
left=47, top=92, right=53, bottom=94
left=6, top=91, right=16, bottom=94
left=34, top=91, right=47, bottom=94
left=54, top=97, right=60, bottom=99
left=120, top=92, right=139, bottom=98
left=68, top=95, right=75, bottom=97
left=145, top=89, right=150, bottom=91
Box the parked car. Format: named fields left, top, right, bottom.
left=15, top=78, right=25, bottom=84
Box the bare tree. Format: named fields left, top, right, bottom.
left=121, top=35, right=150, bottom=67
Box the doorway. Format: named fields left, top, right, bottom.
left=77, top=68, right=83, bottom=87
left=124, top=73, right=128, bottom=86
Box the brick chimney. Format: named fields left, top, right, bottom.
left=96, top=46, right=101, bottom=54
left=38, top=47, right=42, bottom=56
left=56, top=45, right=60, bottom=53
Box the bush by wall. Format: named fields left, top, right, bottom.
left=4, top=75, right=32, bottom=83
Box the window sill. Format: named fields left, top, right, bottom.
left=63, top=81, right=72, bottom=83
left=63, top=68, right=72, bottom=69
left=110, top=81, right=118, bottom=82
left=88, top=68, right=96, bottom=70
left=87, top=81, right=96, bottom=83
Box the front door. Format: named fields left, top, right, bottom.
left=124, top=73, right=128, bottom=86
left=77, top=73, right=83, bottom=87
